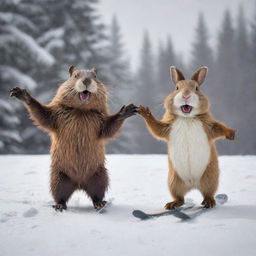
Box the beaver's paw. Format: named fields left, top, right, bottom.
left=118, top=104, right=138, bottom=120
left=52, top=203, right=67, bottom=212
left=10, top=87, right=31, bottom=103
left=138, top=105, right=152, bottom=118
left=93, top=200, right=107, bottom=210
left=226, top=128, right=236, bottom=140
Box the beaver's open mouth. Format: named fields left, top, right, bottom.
left=181, top=104, right=193, bottom=114
left=79, top=90, right=91, bottom=102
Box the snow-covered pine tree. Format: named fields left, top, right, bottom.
left=215, top=10, right=240, bottom=154
left=0, top=0, right=55, bottom=153
left=250, top=2, right=256, bottom=75
left=20, top=0, right=109, bottom=153
left=0, top=84, right=21, bottom=153
left=190, top=13, right=214, bottom=70
left=216, top=10, right=237, bottom=118
left=106, top=15, right=136, bottom=153
left=233, top=5, right=255, bottom=154
left=189, top=13, right=217, bottom=114
left=33, top=0, right=109, bottom=100
left=248, top=3, right=256, bottom=153
left=156, top=37, right=177, bottom=106
left=236, top=6, right=249, bottom=80
left=21, top=0, right=74, bottom=153
left=135, top=31, right=165, bottom=153
left=136, top=31, right=156, bottom=108
left=38, top=0, right=108, bottom=78
left=107, top=15, right=131, bottom=110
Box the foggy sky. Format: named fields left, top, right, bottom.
left=99, top=0, right=255, bottom=69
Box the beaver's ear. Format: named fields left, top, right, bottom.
left=69, top=65, right=77, bottom=76
left=191, top=66, right=208, bottom=86
left=170, top=66, right=185, bottom=85
left=90, top=67, right=97, bottom=77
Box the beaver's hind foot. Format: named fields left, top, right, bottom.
left=93, top=200, right=107, bottom=210
left=52, top=202, right=67, bottom=212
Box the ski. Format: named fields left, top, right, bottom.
left=97, top=198, right=114, bottom=214
left=132, top=200, right=195, bottom=220
left=172, top=194, right=228, bottom=221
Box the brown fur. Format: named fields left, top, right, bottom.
left=10, top=66, right=137, bottom=211
left=138, top=66, right=235, bottom=209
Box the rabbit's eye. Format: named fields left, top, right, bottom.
left=176, top=86, right=179, bottom=90
left=196, top=86, right=199, bottom=91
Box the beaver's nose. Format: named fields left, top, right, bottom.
left=83, top=78, right=91, bottom=86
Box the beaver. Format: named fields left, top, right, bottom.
left=10, top=66, right=137, bottom=211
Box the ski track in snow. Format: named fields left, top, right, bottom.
left=0, top=155, right=256, bottom=256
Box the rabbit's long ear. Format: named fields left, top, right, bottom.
left=170, top=66, right=185, bottom=84
left=191, top=66, right=208, bottom=86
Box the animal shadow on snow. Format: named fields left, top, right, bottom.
left=68, top=204, right=135, bottom=220
left=68, top=205, right=96, bottom=214
left=212, top=205, right=256, bottom=220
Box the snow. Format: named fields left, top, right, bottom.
left=37, top=28, right=64, bottom=44
left=0, top=131, right=21, bottom=143
left=2, top=115, right=20, bottom=126
left=37, top=28, right=65, bottom=51
left=0, top=155, right=256, bottom=256
left=3, top=25, right=55, bottom=66
left=0, top=99, right=13, bottom=112
left=0, top=12, right=36, bottom=31
left=0, top=65, right=37, bottom=90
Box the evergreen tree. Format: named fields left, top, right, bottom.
left=137, top=31, right=156, bottom=107
left=135, top=31, right=164, bottom=153
left=156, top=37, right=177, bottom=104
left=0, top=0, right=55, bottom=153
left=248, top=3, right=256, bottom=153
left=236, top=6, right=249, bottom=73
left=156, top=40, right=166, bottom=89
left=106, top=15, right=136, bottom=153
left=23, top=0, right=109, bottom=153
left=215, top=10, right=241, bottom=154
left=236, top=4, right=256, bottom=154
left=190, top=13, right=216, bottom=114
left=0, top=93, right=21, bottom=154
left=216, top=10, right=236, bottom=117
left=190, top=13, right=214, bottom=70
left=250, top=2, right=256, bottom=72
left=34, top=0, right=108, bottom=98
left=107, top=15, right=130, bottom=105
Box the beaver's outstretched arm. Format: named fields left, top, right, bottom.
left=99, top=104, right=137, bottom=139
left=10, top=87, right=57, bottom=132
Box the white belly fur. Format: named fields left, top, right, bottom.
left=168, top=117, right=210, bottom=187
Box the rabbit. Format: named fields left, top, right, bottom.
left=138, top=66, right=235, bottom=209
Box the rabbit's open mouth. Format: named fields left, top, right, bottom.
left=181, top=104, right=193, bottom=114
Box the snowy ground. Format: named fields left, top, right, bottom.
left=0, top=155, right=256, bottom=256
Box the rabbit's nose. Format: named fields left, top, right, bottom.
left=182, top=94, right=191, bottom=100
